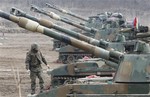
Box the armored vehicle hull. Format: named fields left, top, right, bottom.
left=28, top=83, right=150, bottom=97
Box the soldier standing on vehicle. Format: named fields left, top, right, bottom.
left=25, top=43, right=49, bottom=95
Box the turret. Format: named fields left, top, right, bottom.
left=45, top=3, right=88, bottom=22
left=1, top=11, right=150, bottom=84
left=30, top=5, right=98, bottom=34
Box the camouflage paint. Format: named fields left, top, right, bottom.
left=28, top=83, right=150, bottom=97
left=115, top=54, right=150, bottom=83
left=46, top=3, right=88, bottom=22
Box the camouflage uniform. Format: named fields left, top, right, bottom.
left=25, top=44, right=47, bottom=94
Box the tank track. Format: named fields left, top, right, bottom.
left=52, top=40, right=67, bottom=50
left=58, top=53, right=94, bottom=64
left=51, top=75, right=87, bottom=87
left=51, top=73, right=113, bottom=88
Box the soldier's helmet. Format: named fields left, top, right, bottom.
left=31, top=43, right=39, bottom=51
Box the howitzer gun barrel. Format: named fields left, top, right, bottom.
left=46, top=3, right=88, bottom=22
left=30, top=5, right=98, bottom=34
left=136, top=33, right=150, bottom=38
left=10, top=7, right=39, bottom=22
left=105, top=61, right=118, bottom=68
left=75, top=68, right=116, bottom=73
left=0, top=10, right=123, bottom=63
left=119, top=26, right=149, bottom=34
left=10, top=7, right=109, bottom=48
left=119, top=28, right=133, bottom=33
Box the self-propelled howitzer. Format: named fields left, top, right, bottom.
left=1, top=11, right=150, bottom=97
left=9, top=8, right=122, bottom=86
left=45, top=3, right=118, bottom=30
left=45, top=3, right=113, bottom=34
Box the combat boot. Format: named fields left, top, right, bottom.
left=31, top=89, right=35, bottom=95
left=40, top=88, right=44, bottom=93
left=39, top=83, right=44, bottom=93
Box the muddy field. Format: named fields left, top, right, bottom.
left=0, top=32, right=62, bottom=97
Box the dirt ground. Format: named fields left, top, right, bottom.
left=0, top=32, right=62, bottom=97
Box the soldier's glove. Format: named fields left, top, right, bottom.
left=26, top=70, right=30, bottom=75
left=26, top=64, right=29, bottom=70
left=47, top=65, right=50, bottom=69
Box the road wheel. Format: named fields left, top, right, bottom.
left=67, top=55, right=75, bottom=64
left=76, top=55, right=83, bottom=60
left=53, top=42, right=59, bottom=49
left=60, top=42, right=67, bottom=47
left=51, top=79, right=61, bottom=88
left=59, top=55, right=66, bottom=63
